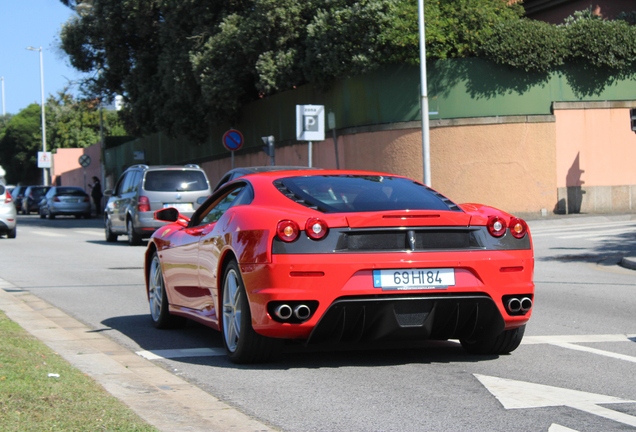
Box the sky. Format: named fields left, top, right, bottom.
left=0, top=1, right=89, bottom=116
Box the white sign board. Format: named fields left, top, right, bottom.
left=296, top=105, right=325, bottom=141
left=37, top=151, right=52, bottom=168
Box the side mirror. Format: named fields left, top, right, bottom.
left=155, top=207, right=179, bottom=223
left=154, top=207, right=191, bottom=227
left=104, top=189, right=113, bottom=197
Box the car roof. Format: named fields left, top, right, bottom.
left=125, top=164, right=203, bottom=172
left=213, top=166, right=322, bottom=191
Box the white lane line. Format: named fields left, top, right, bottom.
left=136, top=347, right=226, bottom=360
left=532, top=226, right=636, bottom=238
left=549, top=424, right=580, bottom=432
left=523, top=334, right=636, bottom=344
left=549, top=342, right=636, bottom=364
left=530, top=221, right=636, bottom=234
left=73, top=229, right=103, bottom=236
left=555, top=227, right=636, bottom=240
left=29, top=230, right=65, bottom=237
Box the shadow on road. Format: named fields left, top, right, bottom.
left=538, top=223, right=636, bottom=266
left=101, top=314, right=500, bottom=370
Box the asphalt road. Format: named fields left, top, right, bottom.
left=2, top=213, right=636, bottom=432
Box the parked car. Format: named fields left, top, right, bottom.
left=105, top=164, right=212, bottom=245
left=213, top=166, right=322, bottom=191
left=144, top=169, right=535, bottom=364
left=21, top=186, right=50, bottom=214
left=0, top=182, right=17, bottom=238
left=40, top=186, right=91, bottom=219
left=10, top=185, right=27, bottom=210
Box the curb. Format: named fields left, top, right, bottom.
left=0, top=278, right=276, bottom=432
left=622, top=257, right=636, bottom=271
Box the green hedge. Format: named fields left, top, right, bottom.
left=480, top=10, right=636, bottom=72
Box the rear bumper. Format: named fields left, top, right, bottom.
left=240, top=250, right=534, bottom=342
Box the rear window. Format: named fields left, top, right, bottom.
left=274, top=175, right=460, bottom=213
left=31, top=187, right=49, bottom=198
left=56, top=188, right=86, bottom=196
left=144, top=170, right=208, bottom=192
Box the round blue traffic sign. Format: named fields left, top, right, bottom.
left=222, top=129, right=244, bottom=152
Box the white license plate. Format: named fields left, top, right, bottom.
left=373, top=268, right=455, bottom=291
left=65, top=198, right=80, bottom=203
left=163, top=203, right=193, bottom=212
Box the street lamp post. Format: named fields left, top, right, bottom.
left=418, top=0, right=431, bottom=187
left=1, top=77, right=5, bottom=116
left=26, top=46, right=48, bottom=186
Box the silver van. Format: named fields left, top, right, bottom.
left=104, top=164, right=211, bottom=245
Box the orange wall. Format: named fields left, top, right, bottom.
left=202, top=121, right=557, bottom=215
left=431, top=122, right=556, bottom=214
left=556, top=108, right=636, bottom=188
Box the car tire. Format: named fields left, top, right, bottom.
left=221, top=260, right=282, bottom=364
left=39, top=209, right=45, bottom=219
left=47, top=210, right=55, bottom=220
left=7, top=226, right=16, bottom=239
left=460, top=324, right=526, bottom=355
left=105, top=217, right=118, bottom=242
left=148, top=252, right=186, bottom=329
left=84, top=213, right=92, bottom=219
left=127, top=218, right=142, bottom=246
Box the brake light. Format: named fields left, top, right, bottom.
left=53, top=196, right=61, bottom=202
left=5, top=192, right=12, bottom=204
left=277, top=220, right=300, bottom=242
left=305, top=217, right=328, bottom=240
left=83, top=196, right=90, bottom=202
left=509, top=218, right=528, bottom=239
left=138, top=196, right=150, bottom=212
left=487, top=216, right=507, bottom=237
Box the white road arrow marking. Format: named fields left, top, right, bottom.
left=549, top=424, right=580, bottom=432
left=475, top=374, right=636, bottom=427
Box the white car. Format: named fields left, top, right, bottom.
left=0, top=182, right=17, bottom=238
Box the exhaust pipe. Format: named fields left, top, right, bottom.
left=294, top=304, right=311, bottom=320
left=274, top=304, right=293, bottom=320
left=520, top=297, right=533, bottom=313
left=507, top=298, right=521, bottom=314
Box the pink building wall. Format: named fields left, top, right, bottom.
left=555, top=102, right=636, bottom=213
left=51, top=143, right=102, bottom=192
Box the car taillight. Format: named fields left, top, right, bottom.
left=138, top=196, right=151, bottom=212
left=5, top=192, right=12, bottom=204
left=487, top=216, right=507, bottom=237
left=53, top=196, right=61, bottom=202
left=277, top=220, right=300, bottom=242
left=305, top=217, right=328, bottom=240
left=83, top=196, right=90, bottom=202
left=509, top=217, right=528, bottom=239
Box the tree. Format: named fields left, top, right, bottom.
left=47, top=90, right=126, bottom=150
left=0, top=105, right=44, bottom=185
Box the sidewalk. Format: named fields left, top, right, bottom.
left=0, top=278, right=276, bottom=432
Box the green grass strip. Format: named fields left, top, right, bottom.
left=0, top=310, right=158, bottom=431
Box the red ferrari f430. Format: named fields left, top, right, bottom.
left=144, top=170, right=534, bottom=363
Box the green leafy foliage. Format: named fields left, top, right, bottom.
left=0, top=91, right=126, bottom=184
left=563, top=11, right=636, bottom=69
left=57, top=0, right=636, bottom=143
left=0, top=105, right=44, bottom=185
left=480, top=19, right=568, bottom=72
left=480, top=9, right=636, bottom=72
